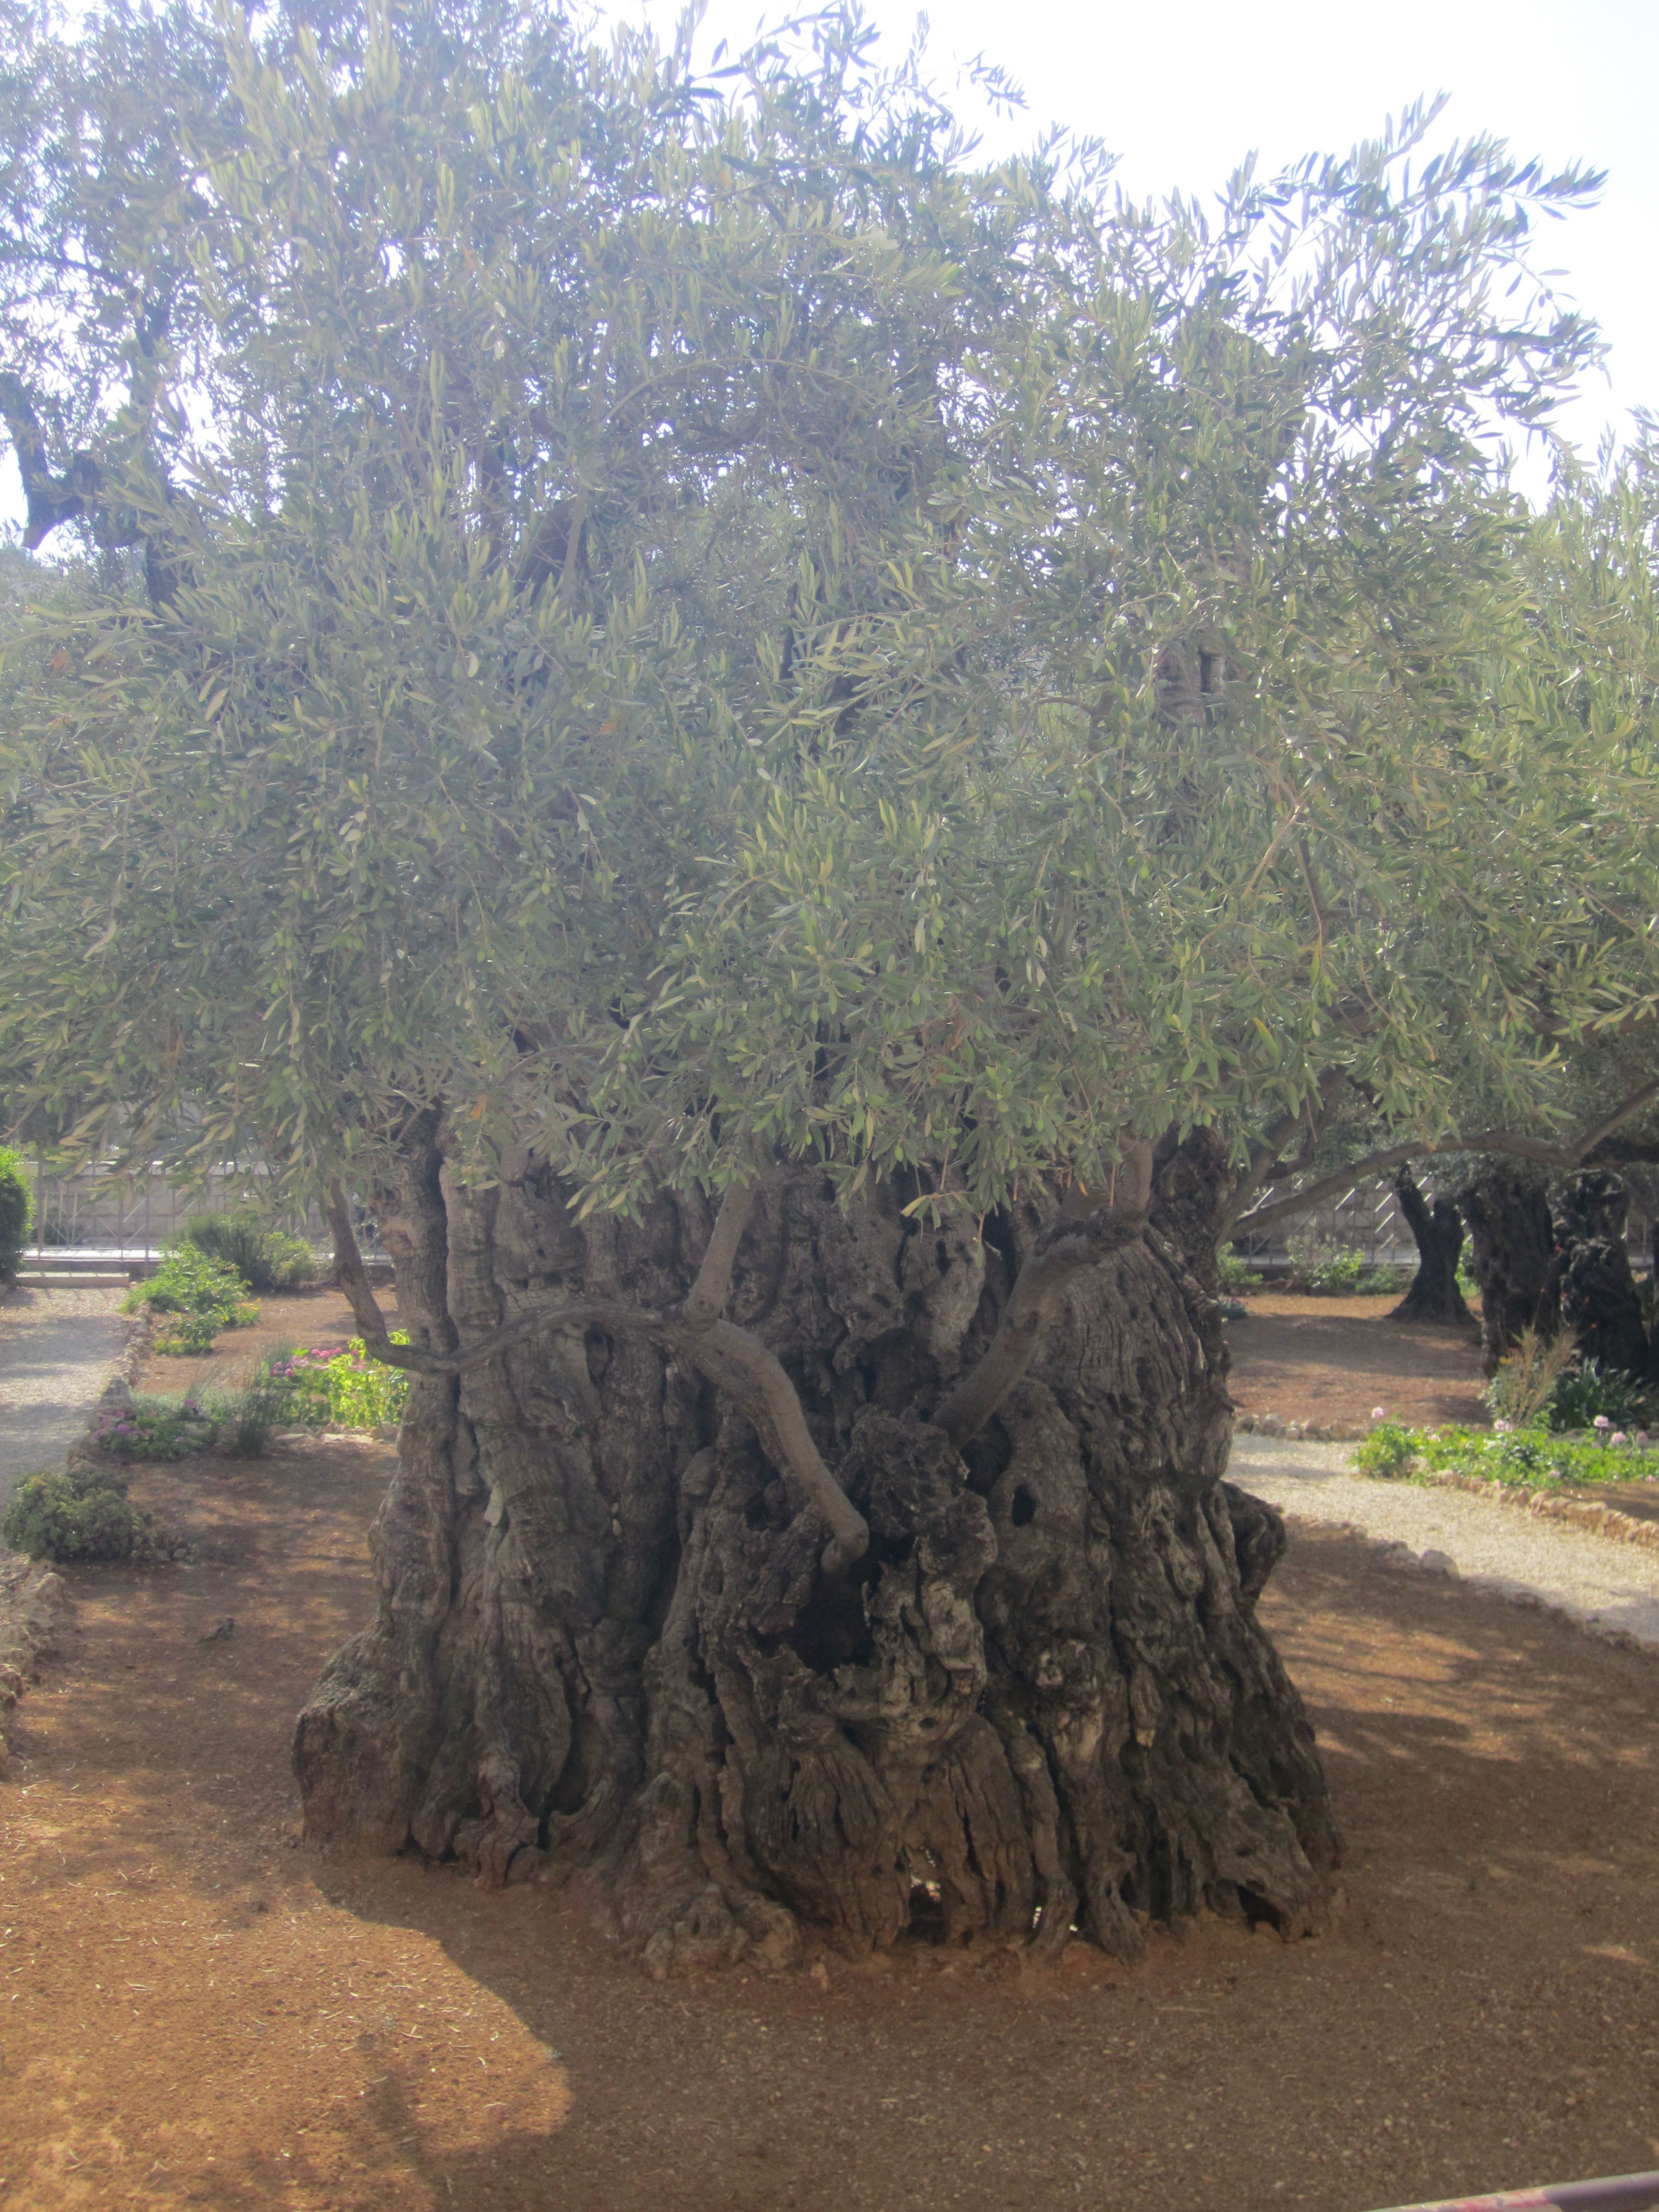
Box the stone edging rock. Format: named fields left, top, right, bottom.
left=1, top=1305, right=164, bottom=1779
left=0, top=1554, right=66, bottom=1778
left=1234, top=1412, right=1367, bottom=1442
left=1427, top=1469, right=1659, bottom=1558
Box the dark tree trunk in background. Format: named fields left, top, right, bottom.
left=1388, top=1168, right=1472, bottom=1326
left=295, top=1126, right=1339, bottom=1972
left=1537, top=1172, right=1651, bottom=1378
left=1458, top=1173, right=1555, bottom=1373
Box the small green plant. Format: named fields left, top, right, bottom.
left=183, top=1209, right=316, bottom=1293
left=323, top=1336, right=411, bottom=1430
left=262, top=1336, right=408, bottom=1430
left=124, top=1244, right=258, bottom=1353
left=1218, top=1251, right=1264, bottom=1293
left=0, top=1142, right=32, bottom=1283
left=1351, top=1419, right=1656, bottom=1491
left=1456, top=1259, right=1481, bottom=1306
left=2, top=1464, right=149, bottom=1561
left=1547, top=1358, right=1653, bottom=1435
left=1352, top=1420, right=1418, bottom=1478
left=196, top=1367, right=312, bottom=1456
left=92, top=1393, right=216, bottom=1460
left=1483, top=1327, right=1579, bottom=1429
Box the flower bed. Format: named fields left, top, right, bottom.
left=1354, top=1414, right=1659, bottom=1491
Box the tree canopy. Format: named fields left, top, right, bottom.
left=2, top=0, right=1655, bottom=1224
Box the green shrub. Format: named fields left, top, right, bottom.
left=1352, top=1420, right=1416, bottom=1478
left=197, top=1369, right=308, bottom=1456
left=323, top=1336, right=411, bottom=1430
left=1456, top=1259, right=1481, bottom=1306
left=262, top=1335, right=408, bottom=1430
left=3, top=1464, right=148, bottom=1560
left=0, top=1143, right=32, bottom=1283
left=1352, top=1419, right=1657, bottom=1491
left=183, top=1209, right=316, bottom=1293
left=1218, top=1251, right=1264, bottom=1293
left=1548, top=1358, right=1653, bottom=1435
left=92, top=1393, right=216, bottom=1459
left=124, top=1244, right=258, bottom=1353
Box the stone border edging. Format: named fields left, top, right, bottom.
left=0, top=1300, right=153, bottom=1778
left=0, top=1555, right=66, bottom=1778
left=1427, top=1469, right=1659, bottom=1558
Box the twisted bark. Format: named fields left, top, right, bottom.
left=296, top=1128, right=1338, bottom=1970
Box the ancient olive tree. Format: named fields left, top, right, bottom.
left=3, top=0, right=1652, bottom=1968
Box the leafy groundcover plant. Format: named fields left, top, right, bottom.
left=268, top=1338, right=410, bottom=1431
left=1354, top=1417, right=1658, bottom=1490
left=123, top=1246, right=259, bottom=1355
left=91, top=1395, right=216, bottom=1460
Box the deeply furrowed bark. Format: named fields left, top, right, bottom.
left=1538, top=1172, right=1652, bottom=1378
left=1459, top=1172, right=1556, bottom=1372
left=295, top=1128, right=1339, bottom=1971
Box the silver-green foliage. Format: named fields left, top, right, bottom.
left=1, top=1, right=1654, bottom=1215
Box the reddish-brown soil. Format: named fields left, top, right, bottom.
left=1227, top=1292, right=1489, bottom=1430
left=5, top=1312, right=1659, bottom=2211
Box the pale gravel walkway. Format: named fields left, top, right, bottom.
left=0, top=1287, right=133, bottom=1506
left=1229, top=1435, right=1659, bottom=1651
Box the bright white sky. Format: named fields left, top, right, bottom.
left=4, top=0, right=1654, bottom=528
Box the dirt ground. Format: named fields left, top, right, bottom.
left=4, top=1310, right=1659, bottom=2211
left=1227, top=1292, right=1489, bottom=1430
left=137, top=1287, right=375, bottom=1400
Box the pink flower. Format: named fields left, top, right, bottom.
left=1610, top=1432, right=1628, bottom=1448
left=1371, top=1406, right=1389, bottom=1421
left=1493, top=1419, right=1514, bottom=1435
left=1593, top=1415, right=1611, bottom=1431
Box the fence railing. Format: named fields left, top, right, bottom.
left=24, top=1159, right=313, bottom=1255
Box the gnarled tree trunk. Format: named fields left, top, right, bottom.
left=1538, top=1172, right=1651, bottom=1378
left=1388, top=1167, right=1472, bottom=1326
left=295, top=1125, right=1339, bottom=1973
left=1458, top=1172, right=1555, bottom=1373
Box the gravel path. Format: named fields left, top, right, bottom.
left=1230, top=1435, right=1659, bottom=1650
left=0, top=1287, right=132, bottom=1506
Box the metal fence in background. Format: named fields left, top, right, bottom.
left=25, top=1159, right=314, bottom=1256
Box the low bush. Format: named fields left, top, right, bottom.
left=0, top=1143, right=32, bottom=1283
left=1547, top=1358, right=1653, bottom=1435
left=92, top=1394, right=216, bottom=1460
left=1284, top=1235, right=1406, bottom=1296
left=197, top=1369, right=312, bottom=1457
left=1354, top=1417, right=1657, bottom=1491
left=3, top=1464, right=149, bottom=1561
left=1218, top=1251, right=1264, bottom=1293
left=124, top=1244, right=258, bottom=1354
left=265, top=1335, right=409, bottom=1430
left=183, top=1209, right=316, bottom=1293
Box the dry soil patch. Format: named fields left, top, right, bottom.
left=4, top=1426, right=1659, bottom=2209
left=1227, top=1292, right=1489, bottom=1430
